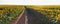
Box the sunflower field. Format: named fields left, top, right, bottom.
left=26, top=6, right=60, bottom=24
left=0, top=5, right=24, bottom=24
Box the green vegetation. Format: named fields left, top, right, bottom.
left=0, top=6, right=24, bottom=24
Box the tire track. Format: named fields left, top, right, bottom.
left=11, top=8, right=25, bottom=24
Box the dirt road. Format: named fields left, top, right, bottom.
left=11, top=8, right=48, bottom=24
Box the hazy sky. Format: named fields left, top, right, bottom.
left=0, top=0, right=60, bottom=5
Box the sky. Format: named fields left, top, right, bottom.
left=0, top=0, right=60, bottom=5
